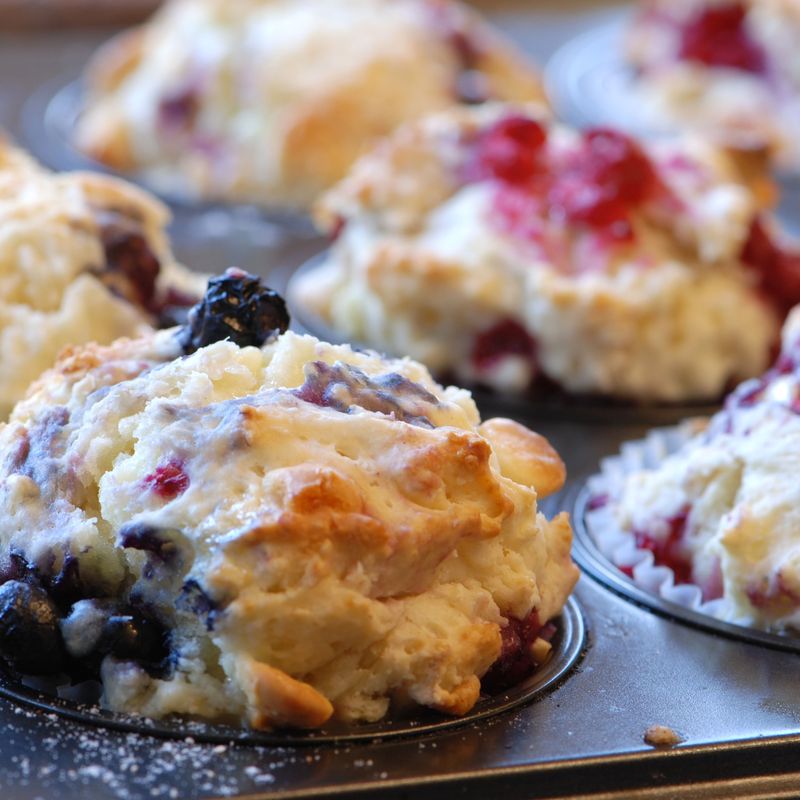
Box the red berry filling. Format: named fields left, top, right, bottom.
left=470, top=117, right=661, bottom=246
left=677, top=2, right=766, bottom=73
left=549, top=129, right=659, bottom=242
left=143, top=459, right=189, bottom=500
left=470, top=318, right=537, bottom=372
left=482, top=609, right=547, bottom=692
left=741, top=218, right=800, bottom=312
left=632, top=508, right=693, bottom=585
left=470, top=116, right=547, bottom=185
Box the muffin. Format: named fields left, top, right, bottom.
left=625, top=0, right=800, bottom=169
left=75, top=0, right=545, bottom=210
left=0, top=271, right=578, bottom=730
left=294, top=103, right=794, bottom=403
left=593, top=306, right=800, bottom=632
left=0, top=137, right=203, bottom=419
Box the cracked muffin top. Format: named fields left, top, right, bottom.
left=0, top=137, right=203, bottom=418
left=295, top=102, right=795, bottom=402
left=75, top=0, right=546, bottom=209
left=0, top=271, right=577, bottom=730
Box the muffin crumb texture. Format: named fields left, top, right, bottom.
left=0, top=286, right=577, bottom=729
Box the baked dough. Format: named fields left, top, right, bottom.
left=614, top=306, right=800, bottom=631
left=0, top=137, right=203, bottom=418
left=626, top=0, right=800, bottom=169
left=75, top=0, right=545, bottom=209
left=0, top=276, right=577, bottom=729
left=295, top=103, right=784, bottom=402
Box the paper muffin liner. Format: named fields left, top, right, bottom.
left=583, top=422, right=731, bottom=621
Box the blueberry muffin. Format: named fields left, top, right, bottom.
left=0, top=138, right=202, bottom=419
left=293, top=103, right=794, bottom=403
left=75, top=0, right=545, bottom=210
left=626, top=0, right=800, bottom=169
left=603, top=306, right=800, bottom=631
left=0, top=271, right=578, bottom=730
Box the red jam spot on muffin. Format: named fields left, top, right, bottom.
left=470, top=319, right=537, bottom=372
left=470, top=116, right=547, bottom=184
left=489, top=185, right=548, bottom=244
left=550, top=128, right=658, bottom=241
left=632, top=508, right=693, bottom=585
left=482, top=609, right=545, bottom=692
left=476, top=120, right=659, bottom=246
left=143, top=460, right=190, bottom=500
left=677, top=2, right=766, bottom=73
left=741, top=218, right=800, bottom=311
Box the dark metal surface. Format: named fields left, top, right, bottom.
left=1, top=4, right=800, bottom=799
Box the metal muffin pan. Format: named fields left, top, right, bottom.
left=3, top=4, right=800, bottom=798
left=571, top=483, right=800, bottom=655
left=0, top=597, right=585, bottom=747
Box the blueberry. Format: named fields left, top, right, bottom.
left=118, top=523, right=180, bottom=563
left=178, top=579, right=219, bottom=631
left=98, top=611, right=168, bottom=666
left=46, top=554, right=86, bottom=610
left=0, top=580, right=66, bottom=675
left=179, top=268, right=290, bottom=354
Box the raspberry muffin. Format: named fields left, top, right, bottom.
left=294, top=103, right=795, bottom=403
left=0, top=271, right=578, bottom=730
left=75, top=0, right=545, bottom=210
left=595, top=307, right=800, bottom=632
left=0, top=138, right=202, bottom=419
left=626, top=0, right=800, bottom=169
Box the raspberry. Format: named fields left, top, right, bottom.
left=143, top=459, right=189, bottom=500
left=470, top=318, right=537, bottom=371
left=482, top=610, right=543, bottom=692
left=678, top=2, right=765, bottom=73
left=741, top=218, right=800, bottom=311
left=471, top=116, right=547, bottom=184
left=633, top=509, right=693, bottom=585
left=548, top=129, right=656, bottom=240
left=582, top=128, right=657, bottom=206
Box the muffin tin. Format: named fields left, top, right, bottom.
left=3, top=4, right=800, bottom=799
left=0, top=596, right=585, bottom=747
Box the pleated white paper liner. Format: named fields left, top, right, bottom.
left=583, top=422, right=730, bottom=620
